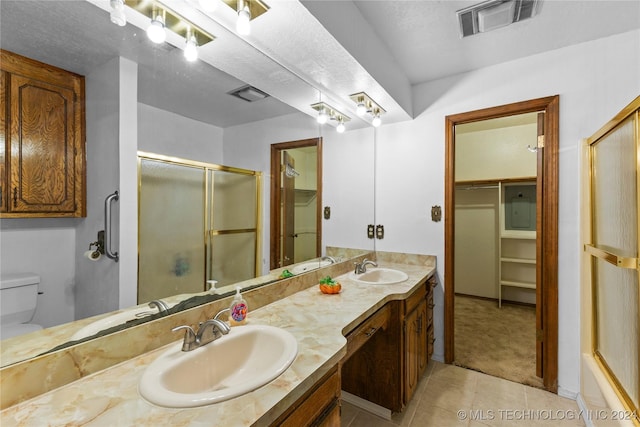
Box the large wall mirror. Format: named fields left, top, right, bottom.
left=0, top=0, right=375, bottom=367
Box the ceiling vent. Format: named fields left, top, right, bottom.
left=227, top=85, right=270, bottom=102
left=457, top=0, right=542, bottom=37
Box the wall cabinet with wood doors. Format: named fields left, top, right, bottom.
left=341, top=274, right=437, bottom=413
left=0, top=50, right=86, bottom=218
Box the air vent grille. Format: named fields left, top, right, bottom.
left=457, top=0, right=542, bottom=38
left=227, top=85, right=270, bottom=102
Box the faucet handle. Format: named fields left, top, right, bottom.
left=172, top=325, right=197, bottom=351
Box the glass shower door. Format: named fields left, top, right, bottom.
left=207, top=168, right=260, bottom=287
left=138, top=158, right=206, bottom=302
left=586, top=103, right=640, bottom=417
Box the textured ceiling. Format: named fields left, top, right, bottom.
left=350, top=0, right=640, bottom=85
left=1, top=1, right=638, bottom=128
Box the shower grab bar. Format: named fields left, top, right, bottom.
left=104, top=191, right=119, bottom=262
left=584, top=244, right=638, bottom=269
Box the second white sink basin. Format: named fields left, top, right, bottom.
left=349, top=268, right=409, bottom=285
left=290, top=259, right=332, bottom=275
left=139, top=324, right=298, bottom=408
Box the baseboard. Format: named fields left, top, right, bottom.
left=558, top=387, right=578, bottom=400
left=455, top=292, right=536, bottom=308
left=576, top=393, right=596, bottom=427
left=341, top=390, right=392, bottom=420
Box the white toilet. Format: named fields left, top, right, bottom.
left=0, top=273, right=43, bottom=339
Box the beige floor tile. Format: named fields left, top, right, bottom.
left=341, top=401, right=360, bottom=427
left=342, top=363, right=585, bottom=427
left=349, top=409, right=397, bottom=427
left=410, top=403, right=470, bottom=427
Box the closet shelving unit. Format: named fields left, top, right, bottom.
left=498, top=180, right=537, bottom=308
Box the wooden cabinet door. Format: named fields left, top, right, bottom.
left=417, top=299, right=429, bottom=377
left=404, top=307, right=419, bottom=403
left=0, top=70, right=6, bottom=213
left=9, top=73, right=78, bottom=213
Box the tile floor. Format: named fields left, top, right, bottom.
left=341, top=361, right=586, bottom=427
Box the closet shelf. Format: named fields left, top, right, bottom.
left=500, top=280, right=536, bottom=290
left=500, top=257, right=536, bottom=264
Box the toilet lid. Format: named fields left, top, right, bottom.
left=1, top=323, right=43, bottom=340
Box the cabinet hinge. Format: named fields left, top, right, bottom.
left=537, top=135, right=545, bottom=149
left=536, top=329, right=544, bottom=341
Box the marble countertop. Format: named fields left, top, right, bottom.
left=1, top=262, right=435, bottom=427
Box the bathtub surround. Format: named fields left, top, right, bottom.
left=1, top=252, right=436, bottom=425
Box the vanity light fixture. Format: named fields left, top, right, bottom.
left=109, top=0, right=127, bottom=26
left=183, top=27, right=198, bottom=62
left=146, top=6, right=167, bottom=44
left=112, top=1, right=215, bottom=63
left=371, top=109, right=382, bottom=128
left=311, top=102, right=351, bottom=133
left=219, top=0, right=270, bottom=36
left=349, top=92, right=386, bottom=128
left=236, top=0, right=251, bottom=35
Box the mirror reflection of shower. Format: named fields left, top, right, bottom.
left=137, top=152, right=261, bottom=303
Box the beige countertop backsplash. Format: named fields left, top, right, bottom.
left=1, top=251, right=436, bottom=426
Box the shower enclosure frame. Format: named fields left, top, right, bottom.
left=137, top=151, right=262, bottom=302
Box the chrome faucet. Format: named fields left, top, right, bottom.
left=149, top=299, right=170, bottom=314
left=135, top=299, right=170, bottom=318
left=172, top=318, right=230, bottom=352
left=321, top=256, right=337, bottom=264
left=354, top=258, right=378, bottom=274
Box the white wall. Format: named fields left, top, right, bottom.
left=137, top=103, right=224, bottom=163
left=223, top=112, right=377, bottom=274
left=0, top=220, right=76, bottom=328
left=374, top=29, right=640, bottom=396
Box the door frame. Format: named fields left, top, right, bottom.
left=444, top=96, right=559, bottom=392
left=270, top=137, right=323, bottom=270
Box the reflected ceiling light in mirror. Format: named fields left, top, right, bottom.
left=236, top=0, right=251, bottom=35
left=311, top=102, right=351, bottom=133
left=184, top=28, right=199, bottom=62
left=146, top=6, right=166, bottom=44
left=349, top=92, right=386, bottom=127
left=220, top=0, right=270, bottom=35
left=110, top=1, right=215, bottom=63
left=110, top=0, right=127, bottom=26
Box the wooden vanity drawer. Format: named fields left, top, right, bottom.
left=404, top=281, right=427, bottom=315
left=344, top=306, right=390, bottom=361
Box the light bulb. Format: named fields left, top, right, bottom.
left=147, top=14, right=166, bottom=44
left=356, top=102, right=367, bottom=116
left=109, top=0, right=126, bottom=26
left=372, top=114, right=381, bottom=128
left=237, top=6, right=251, bottom=35
left=317, top=110, right=329, bottom=124
left=184, top=35, right=198, bottom=62
left=336, top=122, right=346, bottom=133
left=199, top=0, right=217, bottom=12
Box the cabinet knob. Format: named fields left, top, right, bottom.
left=364, top=327, right=377, bottom=337
left=13, top=187, right=17, bottom=207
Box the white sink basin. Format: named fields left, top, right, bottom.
left=139, top=324, right=298, bottom=408
left=290, top=259, right=332, bottom=274
left=70, top=304, right=172, bottom=341
left=349, top=268, right=409, bottom=285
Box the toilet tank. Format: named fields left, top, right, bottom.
left=0, top=273, right=41, bottom=325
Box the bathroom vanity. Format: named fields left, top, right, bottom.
left=0, top=253, right=436, bottom=426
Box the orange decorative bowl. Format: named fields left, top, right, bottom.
left=319, top=283, right=342, bottom=294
